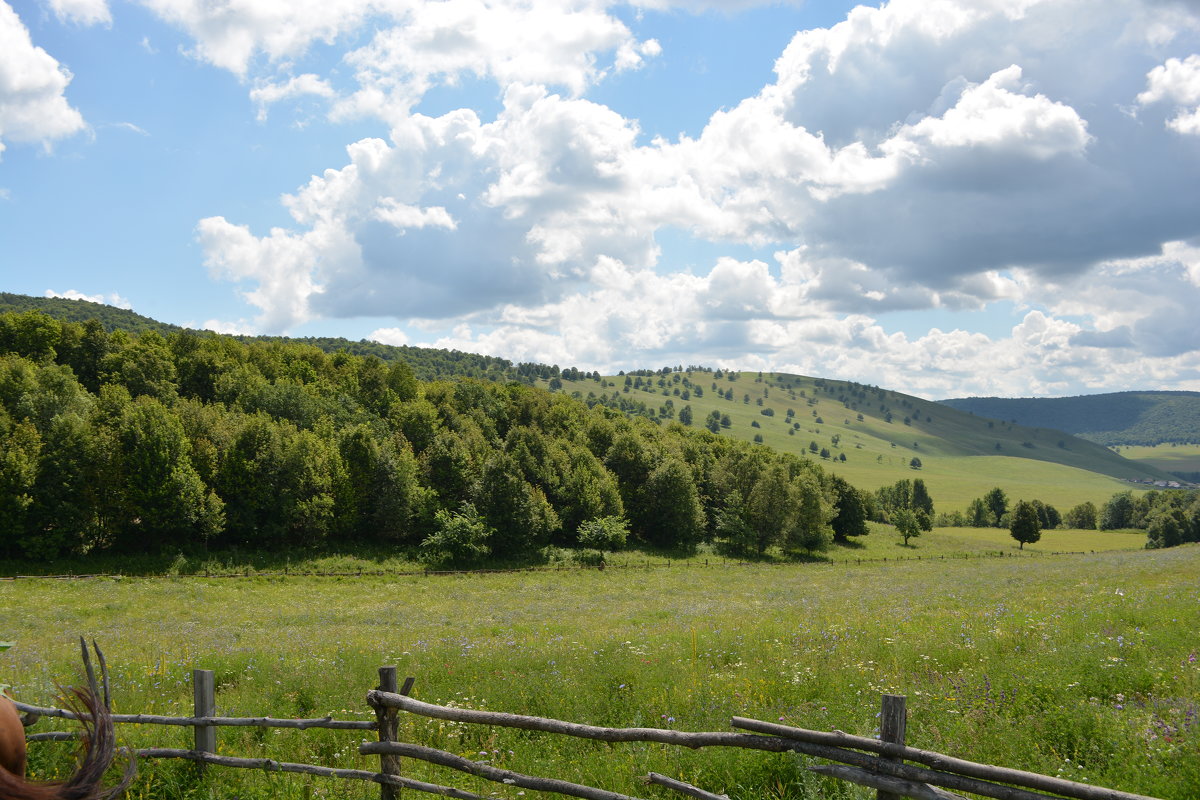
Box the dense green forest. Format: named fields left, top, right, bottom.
left=0, top=292, right=575, bottom=385
left=940, top=391, right=1200, bottom=446
left=0, top=309, right=903, bottom=566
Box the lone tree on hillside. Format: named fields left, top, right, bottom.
left=1010, top=500, right=1042, bottom=549
left=893, top=508, right=922, bottom=546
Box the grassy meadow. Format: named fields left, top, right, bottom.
left=559, top=371, right=1156, bottom=513
left=1115, top=443, right=1200, bottom=477
left=4, top=544, right=1197, bottom=800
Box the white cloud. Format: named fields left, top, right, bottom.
left=335, top=1, right=657, bottom=122
left=1138, top=53, right=1200, bottom=134
left=137, top=0, right=375, bottom=77
left=188, top=0, right=1200, bottom=396
left=368, top=327, right=408, bottom=346
left=0, top=1, right=87, bottom=157
left=250, top=73, right=335, bottom=121
left=48, top=0, right=111, bottom=26
left=194, top=318, right=257, bottom=335
left=44, top=289, right=132, bottom=308
left=893, top=65, right=1091, bottom=159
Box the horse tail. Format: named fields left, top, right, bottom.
left=0, top=688, right=134, bottom=800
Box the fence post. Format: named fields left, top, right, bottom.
left=877, top=694, right=906, bottom=800
left=376, top=667, right=400, bottom=800
left=193, top=669, right=215, bottom=762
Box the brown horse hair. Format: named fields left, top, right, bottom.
left=0, top=688, right=134, bottom=800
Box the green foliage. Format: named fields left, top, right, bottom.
left=419, top=503, right=492, bottom=567
left=575, top=515, right=629, bottom=551
left=1100, top=491, right=1135, bottom=530
left=829, top=474, right=869, bottom=542
left=1010, top=500, right=1043, bottom=549
left=1065, top=501, right=1098, bottom=530
left=941, top=391, right=1200, bottom=446
left=892, top=507, right=922, bottom=545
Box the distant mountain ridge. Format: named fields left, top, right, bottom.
left=939, top=392, right=1200, bottom=446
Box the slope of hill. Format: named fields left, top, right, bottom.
left=0, top=292, right=181, bottom=335
left=550, top=369, right=1176, bottom=509
left=0, top=292, right=554, bottom=384
left=4, top=292, right=1174, bottom=509
left=938, top=392, right=1200, bottom=446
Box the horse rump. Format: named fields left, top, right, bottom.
left=0, top=688, right=134, bottom=800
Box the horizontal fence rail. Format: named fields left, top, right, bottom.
left=21, top=667, right=1163, bottom=800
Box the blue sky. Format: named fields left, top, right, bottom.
left=2, top=0, right=1200, bottom=399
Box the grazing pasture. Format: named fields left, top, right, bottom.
left=1115, top=444, right=1200, bottom=478
left=3, top=546, right=1197, bottom=800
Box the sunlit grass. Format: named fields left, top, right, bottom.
left=4, top=545, right=1197, bottom=799
left=1115, top=443, right=1200, bottom=475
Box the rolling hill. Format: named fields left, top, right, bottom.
left=939, top=392, right=1200, bottom=446
left=4, top=292, right=1179, bottom=511
left=555, top=370, right=1177, bottom=510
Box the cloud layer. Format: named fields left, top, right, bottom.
left=8, top=0, right=1200, bottom=397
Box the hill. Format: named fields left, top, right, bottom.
left=0, top=292, right=557, bottom=384
left=0, top=292, right=181, bottom=335
left=2, top=292, right=1177, bottom=512
left=551, top=369, right=1178, bottom=509
left=938, top=392, right=1200, bottom=446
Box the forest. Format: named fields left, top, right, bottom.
left=0, top=310, right=888, bottom=566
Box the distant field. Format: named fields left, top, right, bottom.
left=4, top=545, right=1196, bottom=800
left=1113, top=443, right=1200, bottom=476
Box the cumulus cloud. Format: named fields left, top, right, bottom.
left=250, top=73, right=335, bottom=121
left=45, top=289, right=132, bottom=308
left=1138, top=54, right=1200, bottom=133
left=0, top=1, right=87, bottom=157
left=335, top=2, right=659, bottom=122
left=48, top=0, right=111, bottom=26
left=182, top=0, right=1200, bottom=396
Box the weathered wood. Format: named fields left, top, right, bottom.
left=366, top=732, right=1052, bottom=800
left=192, top=669, right=215, bottom=757
left=878, top=694, right=906, bottom=800
left=135, top=748, right=485, bottom=799
left=12, top=702, right=375, bottom=730
left=810, top=764, right=968, bottom=800
left=377, top=667, right=401, bottom=800
left=731, top=717, right=1162, bottom=800
left=644, top=772, right=729, bottom=800
left=360, top=741, right=649, bottom=800
left=367, top=690, right=788, bottom=749
left=26, top=732, right=77, bottom=742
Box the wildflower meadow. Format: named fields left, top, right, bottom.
left=2, top=545, right=1197, bottom=799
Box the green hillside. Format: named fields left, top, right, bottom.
left=939, top=391, right=1200, bottom=446
left=549, top=369, right=1173, bottom=510
left=0, top=292, right=181, bottom=335
left=4, top=292, right=1173, bottom=512
left=0, top=293, right=543, bottom=384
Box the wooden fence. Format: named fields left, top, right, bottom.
left=17, top=668, right=1162, bottom=800
left=1, top=547, right=1074, bottom=582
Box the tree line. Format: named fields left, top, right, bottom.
left=0, top=311, right=877, bottom=567
left=937, top=485, right=1200, bottom=549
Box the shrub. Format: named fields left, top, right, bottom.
left=419, top=503, right=492, bottom=568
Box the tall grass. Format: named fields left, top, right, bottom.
left=4, top=546, right=1197, bottom=799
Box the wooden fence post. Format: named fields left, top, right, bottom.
left=193, top=669, right=216, bottom=762
left=877, top=694, right=906, bottom=800
left=376, top=667, right=399, bottom=800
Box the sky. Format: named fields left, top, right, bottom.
left=2, top=0, right=1200, bottom=400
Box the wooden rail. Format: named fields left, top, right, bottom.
left=22, top=668, right=1163, bottom=800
